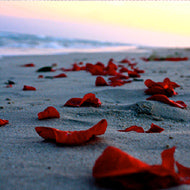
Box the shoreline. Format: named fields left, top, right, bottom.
left=0, top=48, right=190, bottom=190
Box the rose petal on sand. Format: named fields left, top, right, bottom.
left=144, top=78, right=179, bottom=97
left=134, top=68, right=145, bottom=74
left=22, top=63, right=35, bottom=67
left=64, top=98, right=83, bottom=107
left=35, top=119, right=107, bottom=145
left=118, top=126, right=144, bottom=133
left=79, top=93, right=101, bottom=107
left=64, top=93, right=101, bottom=107
left=6, top=84, right=13, bottom=88
left=38, top=75, right=44, bottom=78
left=53, top=73, right=67, bottom=78
left=38, top=106, right=60, bottom=120
left=176, top=162, right=190, bottom=184
left=0, top=119, right=9, bottom=126
left=95, top=76, right=109, bottom=86
left=147, top=94, right=187, bottom=109
left=23, top=85, right=36, bottom=91
left=93, top=146, right=190, bottom=189
left=118, top=124, right=164, bottom=133
left=119, top=67, right=128, bottom=73
left=128, top=70, right=141, bottom=78
left=145, top=123, right=164, bottom=133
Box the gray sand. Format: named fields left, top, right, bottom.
left=0, top=48, right=190, bottom=189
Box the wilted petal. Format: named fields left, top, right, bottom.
left=35, top=119, right=107, bottom=145
left=38, top=106, right=60, bottom=120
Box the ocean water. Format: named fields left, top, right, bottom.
left=0, top=31, right=138, bottom=57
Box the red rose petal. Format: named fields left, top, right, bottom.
left=38, top=106, right=60, bottom=120
left=35, top=126, right=56, bottom=141
left=93, top=146, right=188, bottom=189
left=147, top=94, right=187, bottom=109
left=95, top=76, right=109, bottom=86
left=22, top=63, right=35, bottom=67
left=146, top=123, right=164, bottom=133
left=64, top=93, right=101, bottom=107
left=118, top=125, right=144, bottom=133
left=35, top=119, right=107, bottom=145
left=176, top=162, right=190, bottom=184
left=53, top=73, right=67, bottom=78
left=23, top=85, right=36, bottom=91
left=6, top=84, right=13, bottom=88
left=119, top=67, right=128, bottom=73
left=64, top=98, right=82, bottom=107
left=93, top=146, right=149, bottom=178
left=161, top=147, right=175, bottom=172
left=128, top=70, right=141, bottom=78
left=134, top=68, right=145, bottom=74
left=0, top=119, right=9, bottom=126
left=144, top=78, right=179, bottom=97
left=38, top=75, right=44, bottom=78
left=80, top=93, right=101, bottom=107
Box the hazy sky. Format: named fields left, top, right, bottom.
left=0, top=1, right=190, bottom=47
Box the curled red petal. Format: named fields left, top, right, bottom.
left=119, top=67, right=128, bottom=73
left=38, top=106, right=60, bottom=120
left=22, top=63, right=35, bottom=67
left=64, top=98, right=82, bottom=107
left=35, top=127, right=56, bottom=141
left=109, top=80, right=125, bottom=87
left=95, top=76, right=109, bottom=86
left=128, top=70, right=141, bottom=78
left=23, top=85, right=36, bottom=91
left=176, top=162, right=190, bottom=184
left=118, top=125, right=144, bottom=133
left=93, top=146, right=149, bottom=178
left=53, top=73, right=67, bottom=78
left=0, top=119, right=9, bottom=126
left=161, top=147, right=176, bottom=172
left=144, top=79, right=157, bottom=88
left=35, top=119, right=107, bottom=145
left=146, top=123, right=164, bottom=133
left=64, top=93, right=101, bottom=107
left=147, top=94, right=187, bottom=109
left=80, top=93, right=101, bottom=107
left=93, top=146, right=182, bottom=189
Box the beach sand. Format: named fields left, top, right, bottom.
left=0, top=48, right=190, bottom=190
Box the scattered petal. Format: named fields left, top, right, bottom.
left=147, top=94, right=187, bottom=109
left=22, top=63, right=35, bottom=67
left=118, top=126, right=144, bottom=133
left=176, top=162, right=190, bottom=184
left=146, top=123, right=164, bottom=133
left=64, top=93, right=101, bottom=107
left=0, top=119, right=9, bottom=126
left=38, top=106, right=60, bottom=120
left=93, top=146, right=188, bottom=189
left=35, top=119, right=107, bottom=145
left=144, top=78, right=179, bottom=97
left=95, top=76, right=109, bottom=86
left=38, top=75, right=44, bottom=78
left=53, top=73, right=67, bottom=78
left=128, top=70, right=141, bottom=78
left=23, top=85, right=36, bottom=91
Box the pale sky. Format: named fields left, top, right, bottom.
left=0, top=1, right=190, bottom=47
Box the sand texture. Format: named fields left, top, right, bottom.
left=0, top=48, right=190, bottom=190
